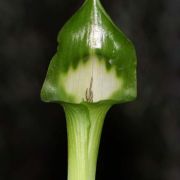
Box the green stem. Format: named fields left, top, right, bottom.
left=63, top=102, right=112, bottom=180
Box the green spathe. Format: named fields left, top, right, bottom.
left=41, top=0, right=137, bottom=104
left=41, top=1, right=137, bottom=180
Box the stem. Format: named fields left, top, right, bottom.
left=63, top=102, right=112, bottom=180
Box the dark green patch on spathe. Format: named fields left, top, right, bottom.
left=41, top=0, right=137, bottom=104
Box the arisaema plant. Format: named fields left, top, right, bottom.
left=41, top=0, right=137, bottom=180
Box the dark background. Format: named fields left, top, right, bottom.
left=0, top=0, right=180, bottom=179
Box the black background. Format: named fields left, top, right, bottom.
left=0, top=0, right=180, bottom=179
